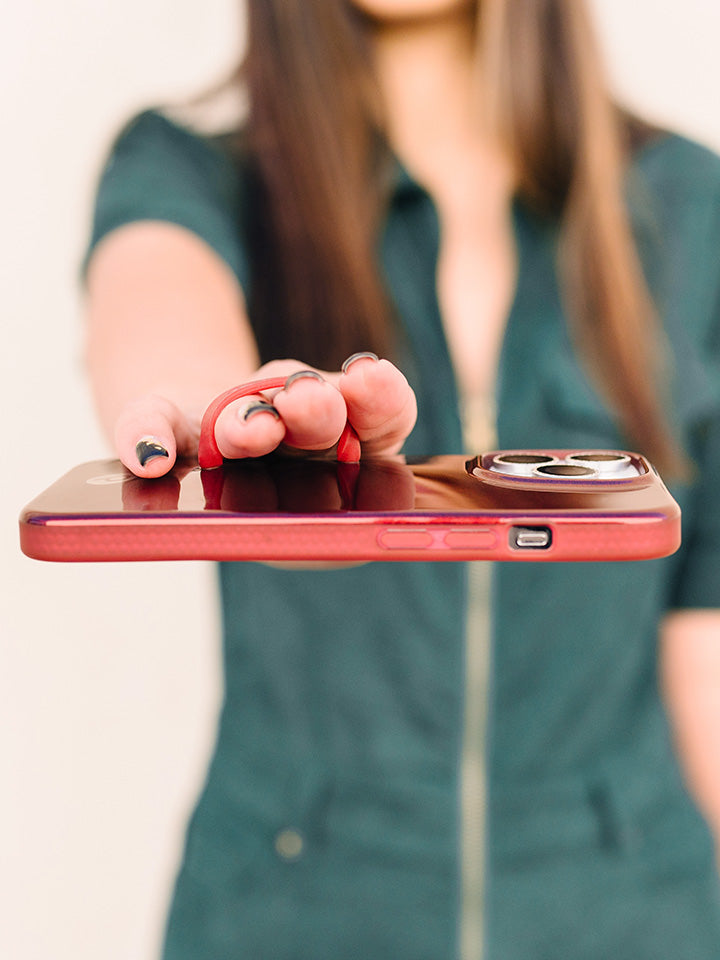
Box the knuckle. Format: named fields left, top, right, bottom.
left=258, top=359, right=300, bottom=378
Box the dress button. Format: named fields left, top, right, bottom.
left=274, top=828, right=304, bottom=861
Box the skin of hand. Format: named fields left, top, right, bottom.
left=116, top=354, right=417, bottom=479
left=84, top=221, right=417, bottom=480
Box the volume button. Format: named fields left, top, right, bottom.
left=378, top=529, right=434, bottom=550
left=444, top=529, right=497, bottom=550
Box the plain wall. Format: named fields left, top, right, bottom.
left=3, top=2, right=720, bottom=958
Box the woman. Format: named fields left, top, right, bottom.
left=84, top=1, right=720, bottom=957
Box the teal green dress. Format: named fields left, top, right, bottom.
left=88, top=111, right=720, bottom=959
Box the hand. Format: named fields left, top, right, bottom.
left=114, top=354, right=417, bottom=478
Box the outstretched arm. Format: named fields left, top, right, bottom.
left=85, top=220, right=417, bottom=477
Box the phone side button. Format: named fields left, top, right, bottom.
left=378, top=529, right=435, bottom=550
left=444, top=529, right=497, bottom=550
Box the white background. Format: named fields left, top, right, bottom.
left=3, top=2, right=720, bottom=958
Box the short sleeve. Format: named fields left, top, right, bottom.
left=666, top=167, right=720, bottom=609
left=670, top=304, right=720, bottom=608
left=673, top=407, right=720, bottom=608
left=630, top=135, right=720, bottom=610
left=84, top=110, right=250, bottom=291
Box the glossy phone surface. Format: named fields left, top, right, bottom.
left=19, top=450, right=681, bottom=563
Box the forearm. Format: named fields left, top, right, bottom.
left=84, top=220, right=416, bottom=481
left=85, top=220, right=259, bottom=443
left=660, top=608, right=720, bottom=845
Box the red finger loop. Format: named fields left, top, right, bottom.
left=198, top=378, right=285, bottom=469
left=198, top=376, right=361, bottom=468
left=336, top=423, right=361, bottom=463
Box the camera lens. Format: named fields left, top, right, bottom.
left=533, top=463, right=598, bottom=478
left=568, top=452, right=631, bottom=471
left=491, top=453, right=556, bottom=476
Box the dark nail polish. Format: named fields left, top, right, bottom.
left=136, top=438, right=170, bottom=466
left=341, top=352, right=379, bottom=374
left=283, top=369, right=325, bottom=390
left=243, top=401, right=281, bottom=421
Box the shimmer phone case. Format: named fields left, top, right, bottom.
left=19, top=450, right=680, bottom=563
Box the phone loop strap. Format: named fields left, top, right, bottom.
left=198, top=377, right=361, bottom=469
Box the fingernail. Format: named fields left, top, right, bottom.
left=242, top=401, right=281, bottom=422
left=283, top=369, right=325, bottom=391
left=341, top=352, right=379, bottom=374
left=136, top=437, right=170, bottom=466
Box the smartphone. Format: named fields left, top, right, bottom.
left=19, top=450, right=680, bottom=563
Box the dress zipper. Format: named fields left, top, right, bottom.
left=459, top=396, right=496, bottom=960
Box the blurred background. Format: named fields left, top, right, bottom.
left=3, top=2, right=720, bottom=958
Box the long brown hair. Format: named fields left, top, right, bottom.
left=239, top=0, right=684, bottom=473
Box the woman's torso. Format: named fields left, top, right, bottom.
left=87, top=111, right=720, bottom=959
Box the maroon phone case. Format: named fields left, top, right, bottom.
left=19, top=450, right=681, bottom=563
